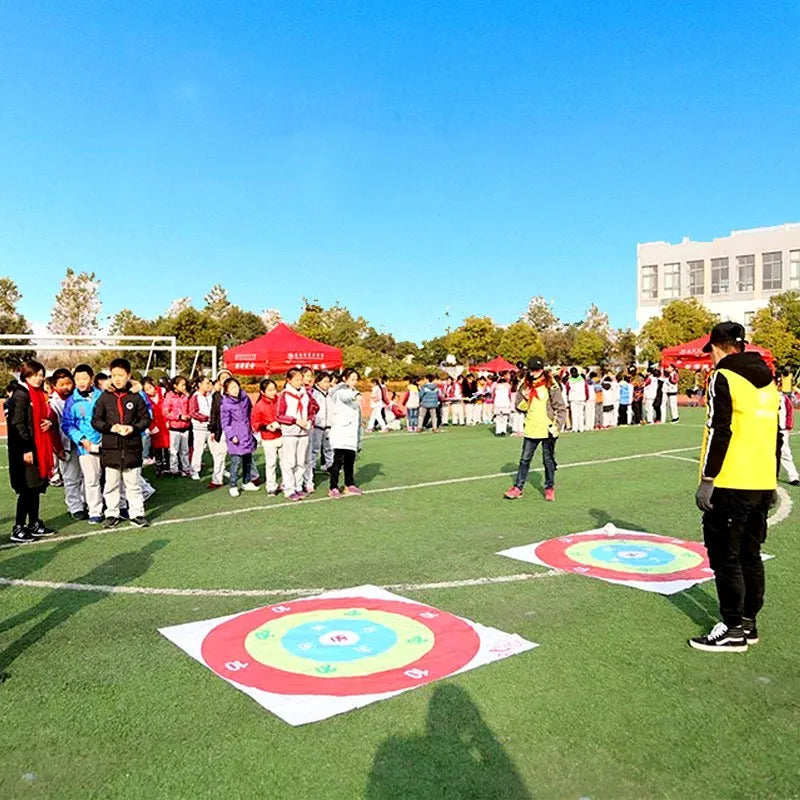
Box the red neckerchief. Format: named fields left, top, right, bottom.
left=26, top=381, right=55, bottom=479
left=529, top=376, right=548, bottom=401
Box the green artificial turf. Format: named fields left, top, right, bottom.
left=0, top=408, right=798, bottom=799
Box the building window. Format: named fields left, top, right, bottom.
left=762, top=251, right=783, bottom=291
left=688, top=260, right=704, bottom=295
left=744, top=311, right=755, bottom=328
left=736, top=254, right=754, bottom=292
left=711, top=257, right=729, bottom=294
left=790, top=250, right=800, bottom=290
left=663, top=262, right=680, bottom=298
left=641, top=265, right=658, bottom=299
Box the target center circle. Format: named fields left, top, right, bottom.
left=319, top=630, right=360, bottom=647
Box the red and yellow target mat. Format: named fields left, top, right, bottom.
left=498, top=524, right=773, bottom=595
left=159, top=585, right=537, bottom=725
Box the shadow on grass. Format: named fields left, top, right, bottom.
left=667, top=584, right=718, bottom=630
left=587, top=508, right=648, bottom=532
left=365, top=684, right=531, bottom=800
left=355, top=462, right=384, bottom=486
left=0, top=539, right=167, bottom=682
left=0, top=537, right=84, bottom=580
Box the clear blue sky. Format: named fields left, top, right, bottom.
left=2, top=1, right=799, bottom=343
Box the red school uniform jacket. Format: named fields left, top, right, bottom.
left=163, top=391, right=191, bottom=431
left=251, top=395, right=282, bottom=441
left=147, top=387, right=170, bottom=449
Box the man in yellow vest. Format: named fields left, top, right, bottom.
left=691, top=322, right=780, bottom=652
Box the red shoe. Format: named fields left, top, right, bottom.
left=545, top=488, right=555, bottom=502
left=207, top=482, right=223, bottom=490
left=504, top=486, right=522, bottom=500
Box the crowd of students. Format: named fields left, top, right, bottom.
left=4, top=354, right=798, bottom=543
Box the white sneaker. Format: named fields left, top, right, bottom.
left=229, top=487, right=240, bottom=497
left=190, top=473, right=200, bottom=481
left=242, top=482, right=259, bottom=492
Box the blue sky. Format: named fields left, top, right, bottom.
left=2, top=1, right=799, bottom=343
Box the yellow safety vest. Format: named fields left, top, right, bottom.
left=519, top=390, right=555, bottom=439
left=781, top=375, right=793, bottom=393
left=701, top=369, right=778, bottom=490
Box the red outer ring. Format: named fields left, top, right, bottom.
left=534, top=533, right=710, bottom=582
left=200, top=597, right=481, bottom=696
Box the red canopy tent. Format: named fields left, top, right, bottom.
left=473, top=356, right=519, bottom=373
left=661, top=335, right=774, bottom=370
left=223, top=323, right=343, bottom=376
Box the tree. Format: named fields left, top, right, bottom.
left=395, top=340, right=420, bottom=361
left=569, top=328, right=610, bottom=367
left=542, top=325, right=578, bottom=365
left=0, top=278, right=34, bottom=372
left=764, top=291, right=800, bottom=338
left=418, top=335, right=451, bottom=367
left=523, top=296, right=559, bottom=332
left=638, top=298, right=718, bottom=363
left=49, top=267, right=102, bottom=337
left=582, top=303, right=611, bottom=334
left=217, top=307, right=266, bottom=351
left=108, top=308, right=152, bottom=336
left=261, top=308, right=282, bottom=331
left=203, top=284, right=231, bottom=317
left=447, top=316, right=501, bottom=363
left=166, top=297, right=193, bottom=318
left=498, top=321, right=545, bottom=364
left=751, top=308, right=800, bottom=365
left=295, top=300, right=368, bottom=349
left=613, top=328, right=638, bottom=367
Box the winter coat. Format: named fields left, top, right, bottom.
left=144, top=387, right=170, bottom=449
left=329, top=384, right=363, bottom=452
left=164, top=391, right=191, bottom=431
left=208, top=391, right=223, bottom=441
left=7, top=384, right=57, bottom=493
left=251, top=395, right=282, bottom=441
left=91, top=386, right=151, bottom=470
left=220, top=391, right=256, bottom=455
left=61, top=387, right=103, bottom=456
left=419, top=382, right=441, bottom=409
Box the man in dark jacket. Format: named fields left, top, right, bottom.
left=92, top=358, right=151, bottom=528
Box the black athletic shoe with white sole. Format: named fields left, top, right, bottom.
left=9, top=525, right=35, bottom=543
left=689, top=622, right=748, bottom=652
left=129, top=516, right=150, bottom=528
left=103, top=517, right=121, bottom=529
left=742, top=618, right=759, bottom=645
left=29, top=520, right=55, bottom=538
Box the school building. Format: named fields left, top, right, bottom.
left=636, top=222, right=800, bottom=330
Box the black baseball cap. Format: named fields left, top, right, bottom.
left=527, top=356, right=545, bottom=371
left=702, top=321, right=747, bottom=352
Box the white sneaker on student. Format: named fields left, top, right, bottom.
left=229, top=487, right=240, bottom=497
left=242, top=482, right=259, bottom=492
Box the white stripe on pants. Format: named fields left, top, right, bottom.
left=279, top=436, right=309, bottom=496
left=104, top=466, right=144, bottom=519
left=78, top=453, right=103, bottom=518
left=570, top=402, right=585, bottom=432
left=208, top=433, right=227, bottom=485
left=780, top=434, right=799, bottom=482
left=190, top=427, right=211, bottom=476
left=261, top=438, right=282, bottom=493
left=60, top=449, right=85, bottom=514
left=169, top=430, right=190, bottom=473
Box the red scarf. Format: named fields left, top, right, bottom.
left=26, top=381, right=55, bottom=480
left=529, top=376, right=548, bottom=401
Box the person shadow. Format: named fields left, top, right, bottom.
left=587, top=508, right=648, bottom=532
left=0, top=537, right=84, bottom=581
left=355, top=462, right=384, bottom=487
left=666, top=584, right=719, bottom=631
left=0, top=539, right=167, bottom=681
left=365, top=684, right=531, bottom=799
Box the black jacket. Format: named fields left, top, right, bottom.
left=208, top=390, right=223, bottom=439
left=91, top=386, right=151, bottom=470
left=6, top=384, right=46, bottom=493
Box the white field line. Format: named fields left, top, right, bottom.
left=0, top=486, right=791, bottom=599
left=0, top=446, right=700, bottom=552
left=658, top=454, right=699, bottom=464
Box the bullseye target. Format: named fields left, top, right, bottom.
left=159, top=585, right=537, bottom=725
left=498, top=527, right=718, bottom=595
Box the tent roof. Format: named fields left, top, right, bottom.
left=661, top=335, right=774, bottom=368
left=223, top=323, right=343, bottom=376
left=473, top=356, right=519, bottom=373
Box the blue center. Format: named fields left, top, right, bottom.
left=281, top=618, right=398, bottom=662
left=589, top=543, right=675, bottom=566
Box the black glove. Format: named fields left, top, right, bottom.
left=695, top=480, right=714, bottom=512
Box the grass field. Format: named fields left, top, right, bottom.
left=1, top=407, right=798, bottom=800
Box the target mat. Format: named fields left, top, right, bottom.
left=499, top=525, right=724, bottom=595
left=159, top=584, right=537, bottom=725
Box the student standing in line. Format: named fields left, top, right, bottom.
left=164, top=375, right=192, bottom=476
left=189, top=376, right=214, bottom=481
left=206, top=372, right=230, bottom=489
left=62, top=364, right=104, bottom=524
left=366, top=378, right=388, bottom=432
left=779, top=391, right=799, bottom=486
left=565, top=367, right=589, bottom=433
left=449, top=374, right=464, bottom=426
left=402, top=377, right=421, bottom=431
left=251, top=378, right=283, bottom=495
left=277, top=368, right=315, bottom=500
left=91, top=358, right=151, bottom=528
left=665, top=365, right=680, bottom=422
left=492, top=371, right=513, bottom=436
left=631, top=369, right=645, bottom=424
left=141, top=376, right=170, bottom=476
left=328, top=368, right=364, bottom=498
left=418, top=374, right=442, bottom=433
left=617, top=373, right=632, bottom=426
left=7, top=360, right=59, bottom=543
left=504, top=358, right=567, bottom=502
left=643, top=369, right=658, bottom=424
left=49, top=368, right=87, bottom=520
left=304, top=371, right=333, bottom=493
left=220, top=376, right=258, bottom=498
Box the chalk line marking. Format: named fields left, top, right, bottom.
left=657, top=453, right=699, bottom=464
left=0, top=446, right=700, bottom=552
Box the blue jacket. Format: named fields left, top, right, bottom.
left=618, top=381, right=633, bottom=405
left=419, top=382, right=441, bottom=409
left=62, top=387, right=103, bottom=455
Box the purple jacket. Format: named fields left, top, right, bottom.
left=220, top=391, right=256, bottom=455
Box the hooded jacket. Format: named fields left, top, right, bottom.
left=700, top=352, right=780, bottom=490
left=220, top=390, right=256, bottom=455
left=61, top=386, right=103, bottom=456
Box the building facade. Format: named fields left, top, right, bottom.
left=636, top=223, right=800, bottom=329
